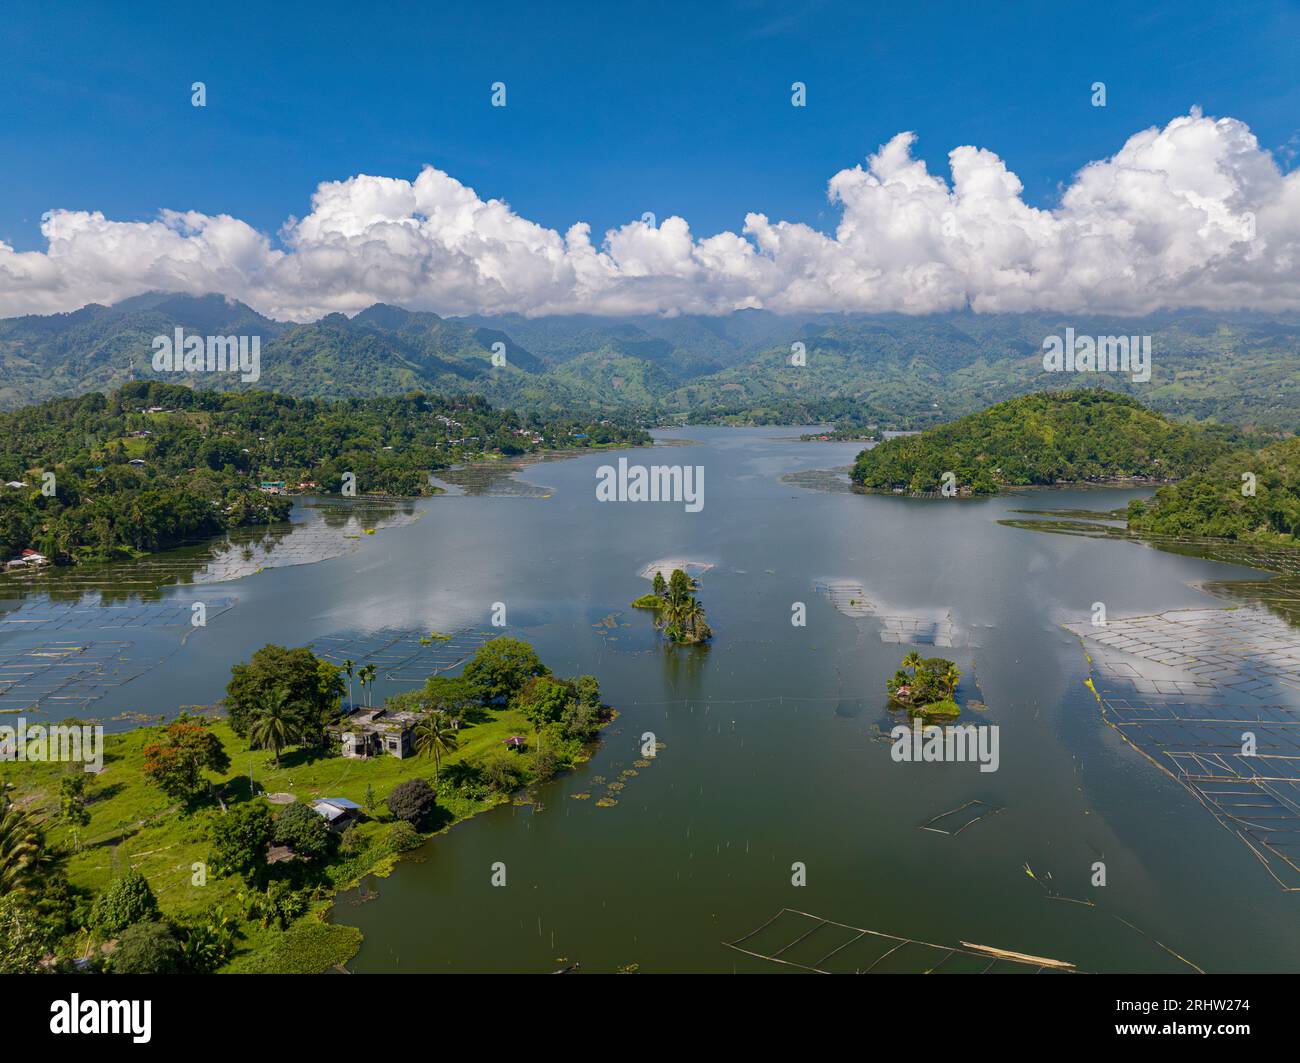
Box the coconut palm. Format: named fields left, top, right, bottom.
left=660, top=598, right=686, bottom=643
left=413, top=711, right=459, bottom=784
left=0, top=797, right=43, bottom=897
left=249, top=687, right=297, bottom=766
left=342, top=658, right=355, bottom=710
left=678, top=597, right=711, bottom=643
left=901, top=650, right=924, bottom=670
left=940, top=662, right=962, bottom=695
left=358, top=664, right=378, bottom=708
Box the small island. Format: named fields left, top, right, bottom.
left=633, top=568, right=713, bottom=645
left=887, top=651, right=962, bottom=718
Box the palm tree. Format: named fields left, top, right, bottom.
left=342, top=658, right=355, bottom=710
left=679, top=598, right=711, bottom=643
left=358, top=664, right=378, bottom=708
left=249, top=687, right=296, bottom=766
left=940, top=662, right=962, bottom=695
left=901, top=651, right=923, bottom=671
left=660, top=598, right=686, bottom=643
left=0, top=797, right=43, bottom=897
left=413, top=711, right=459, bottom=784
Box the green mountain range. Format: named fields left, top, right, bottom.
left=1, top=293, right=1298, bottom=431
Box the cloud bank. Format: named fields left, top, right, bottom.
left=2, top=109, right=1296, bottom=321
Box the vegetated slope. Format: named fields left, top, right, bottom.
left=2, top=296, right=1299, bottom=432
left=1127, top=437, right=1300, bottom=542
left=0, top=381, right=647, bottom=563
left=849, top=389, right=1236, bottom=495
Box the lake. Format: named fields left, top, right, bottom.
left=4, top=427, right=1297, bottom=972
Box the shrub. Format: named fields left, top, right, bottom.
left=387, top=778, right=437, bottom=825
left=339, top=824, right=367, bottom=855
left=477, top=752, right=525, bottom=795
left=208, top=801, right=273, bottom=882
left=387, top=820, right=422, bottom=853
left=91, top=868, right=158, bottom=935
left=0, top=896, right=49, bottom=974
left=111, top=921, right=183, bottom=974
left=273, top=801, right=333, bottom=862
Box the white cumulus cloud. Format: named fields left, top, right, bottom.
left=0, top=109, right=1294, bottom=321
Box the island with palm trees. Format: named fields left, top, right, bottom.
left=887, top=651, right=962, bottom=719
left=633, top=567, right=713, bottom=645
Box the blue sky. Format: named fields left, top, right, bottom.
left=2, top=0, right=1296, bottom=251
left=1, top=0, right=1297, bottom=321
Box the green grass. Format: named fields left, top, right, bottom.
left=913, top=698, right=961, bottom=719
left=2, top=706, right=537, bottom=971
left=630, top=594, right=662, bottom=609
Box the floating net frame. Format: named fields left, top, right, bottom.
left=0, top=639, right=170, bottom=712
left=1068, top=605, right=1300, bottom=892
left=724, top=908, right=1075, bottom=974
left=811, top=579, right=873, bottom=618
left=919, top=799, right=1005, bottom=836
left=0, top=596, right=235, bottom=633
left=313, top=626, right=499, bottom=685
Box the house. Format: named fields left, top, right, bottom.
left=504, top=735, right=526, bottom=751
left=310, top=798, right=362, bottom=829
left=4, top=481, right=27, bottom=489
left=330, top=706, right=421, bottom=759
left=127, top=458, right=146, bottom=466
left=259, top=481, right=286, bottom=495
left=18, top=549, right=48, bottom=567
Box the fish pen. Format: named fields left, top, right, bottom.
left=724, top=908, right=1075, bottom=974
left=0, top=640, right=168, bottom=712
left=919, top=799, right=1005, bottom=836
left=314, top=626, right=498, bottom=685
left=1067, top=604, right=1300, bottom=891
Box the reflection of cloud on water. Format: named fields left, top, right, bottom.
left=813, top=577, right=971, bottom=648
left=1064, top=604, right=1300, bottom=890
left=812, top=578, right=872, bottom=618
left=1064, top=606, right=1300, bottom=701
left=638, top=559, right=715, bottom=580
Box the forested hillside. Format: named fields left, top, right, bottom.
left=850, top=390, right=1237, bottom=495
left=1, top=295, right=1298, bottom=432
left=0, top=382, right=647, bottom=563
left=1127, top=438, right=1300, bottom=542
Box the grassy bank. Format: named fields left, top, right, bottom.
left=3, top=705, right=541, bottom=972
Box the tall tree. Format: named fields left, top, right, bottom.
left=413, top=711, right=459, bottom=783
left=248, top=687, right=297, bottom=766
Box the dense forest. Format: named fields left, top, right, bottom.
left=850, top=390, right=1239, bottom=495
left=1127, top=437, right=1300, bottom=542
left=0, top=382, right=648, bottom=563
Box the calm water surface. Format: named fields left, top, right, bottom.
left=5, top=428, right=1297, bottom=972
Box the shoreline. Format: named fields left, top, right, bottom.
left=3, top=701, right=618, bottom=974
